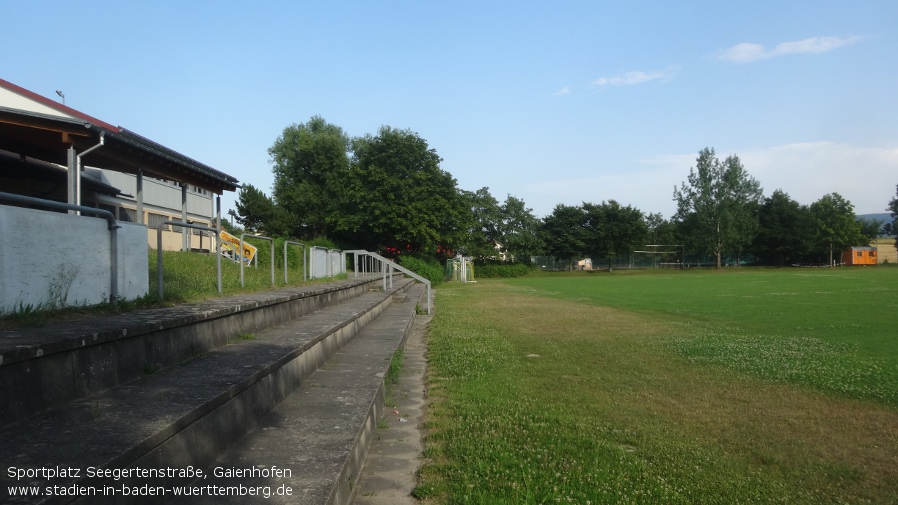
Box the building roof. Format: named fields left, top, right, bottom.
left=0, top=78, right=238, bottom=194
left=0, top=148, right=123, bottom=196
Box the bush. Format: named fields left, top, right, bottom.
left=398, top=255, right=445, bottom=286
left=475, top=262, right=534, bottom=278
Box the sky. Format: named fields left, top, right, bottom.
left=3, top=1, right=896, bottom=220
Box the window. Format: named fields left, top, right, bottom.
left=118, top=207, right=136, bottom=222
left=148, top=212, right=170, bottom=231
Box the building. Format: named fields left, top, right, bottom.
left=0, top=78, right=239, bottom=312
left=841, top=246, right=877, bottom=266
left=0, top=78, right=238, bottom=251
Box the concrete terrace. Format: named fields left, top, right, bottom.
left=0, top=274, right=428, bottom=504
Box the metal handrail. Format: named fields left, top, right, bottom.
left=345, top=250, right=431, bottom=315
left=283, top=240, right=306, bottom=284
left=0, top=191, right=120, bottom=307
left=156, top=221, right=222, bottom=299
left=240, top=233, right=275, bottom=288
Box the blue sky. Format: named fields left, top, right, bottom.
left=3, top=1, right=896, bottom=220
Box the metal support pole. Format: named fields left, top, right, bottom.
left=216, top=196, right=222, bottom=293
left=181, top=184, right=188, bottom=251
left=136, top=169, right=144, bottom=224
left=66, top=146, right=76, bottom=213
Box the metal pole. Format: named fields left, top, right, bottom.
left=181, top=184, right=188, bottom=251
left=216, top=196, right=222, bottom=293
left=240, top=236, right=245, bottom=287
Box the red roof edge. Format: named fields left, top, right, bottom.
left=0, top=77, right=121, bottom=133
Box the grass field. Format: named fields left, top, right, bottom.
left=416, top=267, right=898, bottom=504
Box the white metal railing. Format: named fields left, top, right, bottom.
left=345, top=250, right=431, bottom=315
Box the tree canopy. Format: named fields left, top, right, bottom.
left=334, top=126, right=465, bottom=253
left=673, top=148, right=763, bottom=268
left=810, top=193, right=864, bottom=266
left=236, top=122, right=886, bottom=271
left=269, top=116, right=350, bottom=238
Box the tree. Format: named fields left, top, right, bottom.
left=497, top=194, right=543, bottom=262
left=889, top=185, right=898, bottom=253
left=582, top=200, right=648, bottom=270
left=644, top=212, right=680, bottom=265
left=858, top=217, right=884, bottom=246
left=269, top=116, right=350, bottom=238
left=809, top=193, right=864, bottom=266
left=673, top=148, right=763, bottom=268
left=234, top=184, right=293, bottom=236
left=541, top=204, right=588, bottom=270
left=752, top=190, right=814, bottom=266
left=459, top=187, right=503, bottom=261
left=335, top=126, right=464, bottom=252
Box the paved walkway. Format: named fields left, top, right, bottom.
left=351, top=312, right=431, bottom=505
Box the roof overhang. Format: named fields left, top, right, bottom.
left=0, top=79, right=238, bottom=194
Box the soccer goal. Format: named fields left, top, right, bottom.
left=446, top=255, right=476, bottom=282
left=633, top=244, right=685, bottom=269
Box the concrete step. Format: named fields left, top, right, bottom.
left=0, top=277, right=420, bottom=505
left=0, top=275, right=401, bottom=425
left=171, top=283, right=426, bottom=505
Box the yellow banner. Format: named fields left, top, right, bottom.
left=219, top=230, right=258, bottom=265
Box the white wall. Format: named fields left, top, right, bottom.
left=0, top=205, right=149, bottom=313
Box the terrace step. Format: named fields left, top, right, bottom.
left=171, top=282, right=426, bottom=505
left=0, top=276, right=423, bottom=505
left=0, top=275, right=400, bottom=425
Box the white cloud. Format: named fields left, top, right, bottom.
left=525, top=142, right=898, bottom=219
left=553, top=86, right=571, bottom=96
left=716, top=36, right=864, bottom=63
left=592, top=66, right=678, bottom=86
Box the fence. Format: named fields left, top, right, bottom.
left=309, top=246, right=346, bottom=279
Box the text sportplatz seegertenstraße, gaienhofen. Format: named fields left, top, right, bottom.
left=6, top=465, right=294, bottom=499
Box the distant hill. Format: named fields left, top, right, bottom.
left=858, top=213, right=894, bottom=238
left=858, top=213, right=892, bottom=224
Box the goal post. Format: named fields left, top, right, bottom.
left=633, top=244, right=685, bottom=269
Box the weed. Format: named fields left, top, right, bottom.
left=228, top=332, right=256, bottom=345
left=387, top=349, right=403, bottom=384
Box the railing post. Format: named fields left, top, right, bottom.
left=240, top=233, right=275, bottom=287
left=157, top=220, right=221, bottom=299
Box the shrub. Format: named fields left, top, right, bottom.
left=475, top=262, right=534, bottom=278
left=398, top=255, right=445, bottom=286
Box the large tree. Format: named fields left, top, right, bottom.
left=810, top=193, right=864, bottom=266
left=269, top=116, right=350, bottom=238
left=497, top=194, right=543, bottom=262
left=335, top=126, right=464, bottom=252
left=673, top=148, right=763, bottom=268
left=752, top=190, right=815, bottom=266
left=541, top=204, right=588, bottom=270
left=583, top=200, right=647, bottom=270
left=459, top=187, right=503, bottom=261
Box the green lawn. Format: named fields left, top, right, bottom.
left=416, top=268, right=898, bottom=504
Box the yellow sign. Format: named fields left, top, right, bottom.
left=219, top=230, right=258, bottom=265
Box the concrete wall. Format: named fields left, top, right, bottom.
left=0, top=205, right=148, bottom=313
